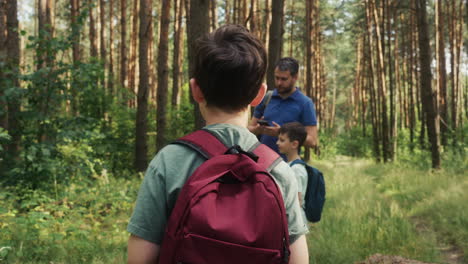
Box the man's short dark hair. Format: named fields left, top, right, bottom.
left=194, top=25, right=267, bottom=112
left=275, top=57, right=299, bottom=76
left=279, top=122, right=307, bottom=147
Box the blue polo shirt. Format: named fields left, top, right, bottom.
left=253, top=88, right=317, bottom=154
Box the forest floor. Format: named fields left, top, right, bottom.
left=309, top=155, right=467, bottom=264
left=1, top=155, right=466, bottom=263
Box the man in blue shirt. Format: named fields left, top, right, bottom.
left=248, top=57, right=318, bottom=155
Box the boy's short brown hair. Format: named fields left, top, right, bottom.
left=194, top=25, right=267, bottom=112
left=279, top=122, right=307, bottom=147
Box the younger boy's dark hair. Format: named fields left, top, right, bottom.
left=279, top=122, right=307, bottom=147
left=194, top=25, right=267, bottom=112
left=275, top=57, right=299, bottom=76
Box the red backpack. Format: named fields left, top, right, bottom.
left=159, top=129, right=291, bottom=264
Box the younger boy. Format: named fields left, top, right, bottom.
left=127, top=25, right=309, bottom=263
left=277, top=122, right=308, bottom=221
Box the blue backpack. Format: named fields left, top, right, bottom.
left=290, top=159, right=326, bottom=223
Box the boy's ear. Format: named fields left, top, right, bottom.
left=292, top=140, right=300, bottom=149
left=250, top=83, right=267, bottom=107
left=190, top=78, right=205, bottom=103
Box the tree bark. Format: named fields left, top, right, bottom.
left=3, top=0, right=20, bottom=158
left=210, top=0, right=217, bottom=31
left=128, top=0, right=139, bottom=108
left=365, top=0, right=381, bottom=161
left=99, top=0, right=107, bottom=90
left=107, top=0, right=114, bottom=96
left=172, top=0, right=184, bottom=106
left=187, top=0, right=209, bottom=130
left=435, top=0, right=448, bottom=146
left=156, top=0, right=171, bottom=151
left=120, top=0, right=127, bottom=90
left=89, top=0, right=98, bottom=58
left=135, top=0, right=152, bottom=171
left=266, top=0, right=284, bottom=91
left=416, top=0, right=440, bottom=169
left=0, top=0, right=8, bottom=130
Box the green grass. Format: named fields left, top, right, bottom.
left=0, top=156, right=466, bottom=263
left=308, top=156, right=467, bottom=264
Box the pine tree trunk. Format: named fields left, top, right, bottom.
left=435, top=0, right=448, bottom=146
left=37, top=0, right=54, bottom=142
left=0, top=0, right=7, bottom=131
left=262, top=0, right=271, bottom=48
left=89, top=0, right=98, bottom=58
left=135, top=0, right=152, bottom=171
left=266, top=0, right=284, bottom=91
left=416, top=0, right=440, bottom=169
left=371, top=0, right=390, bottom=162
left=3, top=0, right=20, bottom=158
left=120, top=0, right=127, bottom=91
left=187, top=0, right=209, bottom=130
left=172, top=0, right=184, bottom=106
left=156, top=0, right=171, bottom=151
left=210, top=0, right=217, bottom=31
left=70, top=0, right=80, bottom=114
left=128, top=0, right=139, bottom=108
left=305, top=0, right=312, bottom=97
left=365, top=0, right=381, bottom=161
left=108, top=0, right=114, bottom=97
left=99, top=0, right=107, bottom=91
left=70, top=0, right=80, bottom=63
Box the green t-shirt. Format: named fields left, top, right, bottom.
left=127, top=123, right=308, bottom=245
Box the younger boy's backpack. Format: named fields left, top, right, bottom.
left=290, top=159, right=326, bottom=223
left=159, top=129, right=291, bottom=264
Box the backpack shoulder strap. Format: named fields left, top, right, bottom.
left=173, top=130, right=281, bottom=172
left=258, top=90, right=273, bottom=114
left=172, top=129, right=228, bottom=159
left=250, top=142, right=283, bottom=173
left=290, top=159, right=306, bottom=167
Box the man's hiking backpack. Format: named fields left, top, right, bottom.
left=159, top=130, right=291, bottom=264
left=290, top=159, right=326, bottom=223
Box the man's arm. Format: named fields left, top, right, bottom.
left=289, top=235, right=309, bottom=264
left=127, top=234, right=160, bottom=264
left=248, top=116, right=262, bottom=135
left=304, top=125, right=318, bottom=148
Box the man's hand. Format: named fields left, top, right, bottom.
left=262, top=121, right=280, bottom=137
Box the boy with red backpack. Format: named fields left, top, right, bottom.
left=127, top=25, right=309, bottom=264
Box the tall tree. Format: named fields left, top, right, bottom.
left=99, top=0, right=107, bottom=91
left=156, top=0, right=171, bottom=150
left=120, top=0, right=127, bottom=91
left=172, top=0, right=184, bottom=106
left=187, top=0, right=209, bottom=130
left=107, top=0, right=114, bottom=95
left=435, top=0, right=448, bottom=146
left=416, top=0, right=440, bottom=169
left=1, top=0, right=20, bottom=158
left=89, top=0, right=98, bottom=58
left=70, top=0, right=80, bottom=63
left=0, top=0, right=8, bottom=129
left=128, top=0, right=139, bottom=107
left=37, top=0, right=54, bottom=142
left=135, top=0, right=152, bottom=171
left=70, top=0, right=80, bottom=114
left=38, top=0, right=54, bottom=68
left=371, top=0, right=390, bottom=162
left=266, top=0, right=284, bottom=90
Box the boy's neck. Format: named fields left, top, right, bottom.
left=286, top=151, right=301, bottom=163
left=202, top=105, right=250, bottom=128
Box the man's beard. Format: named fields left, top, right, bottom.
left=278, top=85, right=294, bottom=96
